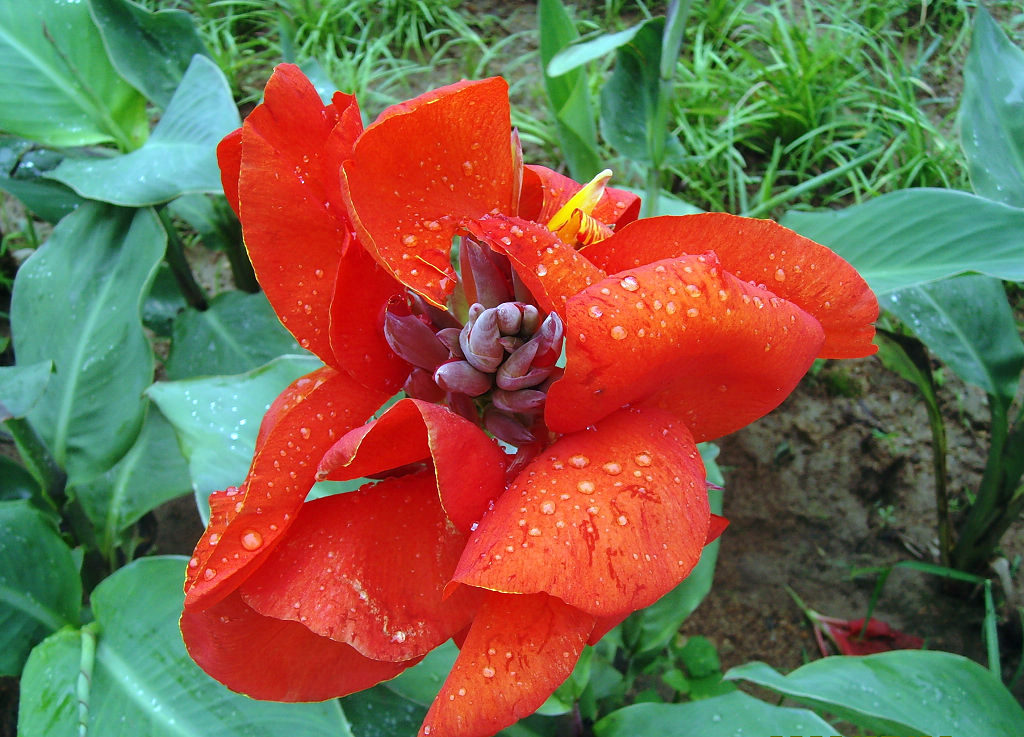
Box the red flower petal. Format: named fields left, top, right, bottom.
left=821, top=617, right=924, bottom=656
left=454, top=407, right=710, bottom=618
left=216, top=128, right=242, bottom=216
left=419, top=591, right=593, bottom=737
left=239, top=470, right=483, bottom=661
left=545, top=255, right=825, bottom=441
left=342, top=78, right=514, bottom=306
left=518, top=165, right=641, bottom=229
left=184, top=367, right=388, bottom=610
left=707, top=513, right=729, bottom=544
left=181, top=590, right=415, bottom=701
left=466, top=214, right=606, bottom=318
left=328, top=241, right=411, bottom=394
left=238, top=63, right=363, bottom=364
left=582, top=214, right=878, bottom=359
left=317, top=398, right=509, bottom=533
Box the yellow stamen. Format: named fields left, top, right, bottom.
left=546, top=169, right=613, bottom=233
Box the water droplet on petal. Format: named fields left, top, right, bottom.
left=528, top=527, right=542, bottom=537
left=535, top=264, right=548, bottom=277
left=617, top=515, right=629, bottom=526
left=588, top=305, right=603, bottom=318
left=540, top=501, right=556, bottom=514
left=620, top=276, right=639, bottom=291
left=203, top=568, right=217, bottom=580
left=577, top=480, right=595, bottom=494
left=775, top=268, right=786, bottom=282
left=685, top=284, right=701, bottom=297
left=482, top=666, right=496, bottom=678
left=602, top=462, right=622, bottom=475
left=635, top=453, right=653, bottom=467
left=609, top=325, right=627, bottom=340
left=568, top=454, right=590, bottom=468
left=402, top=234, right=417, bottom=246
left=241, top=530, right=264, bottom=551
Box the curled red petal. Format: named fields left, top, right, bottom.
left=454, top=407, right=710, bottom=618
left=317, top=398, right=509, bottom=533
left=329, top=241, right=411, bottom=394
left=707, top=513, right=729, bottom=544
left=419, top=591, right=593, bottom=737
left=240, top=470, right=483, bottom=661
left=184, top=367, right=389, bottom=611
left=216, top=128, right=242, bottom=217
left=238, top=63, right=363, bottom=364
left=545, top=255, right=825, bottom=441
left=342, top=78, right=514, bottom=307
left=581, top=214, right=878, bottom=359
left=466, top=214, right=606, bottom=318
left=518, top=165, right=641, bottom=229
left=181, top=590, right=415, bottom=701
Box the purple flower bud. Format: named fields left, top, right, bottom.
left=531, top=312, right=564, bottom=367
left=403, top=368, right=446, bottom=403
left=461, top=237, right=513, bottom=308
left=433, top=360, right=493, bottom=397
left=491, top=388, right=546, bottom=415
left=435, top=327, right=464, bottom=358
left=521, top=304, right=540, bottom=335
left=383, top=310, right=449, bottom=371
left=484, top=407, right=536, bottom=445
left=498, top=336, right=523, bottom=353
left=495, top=339, right=547, bottom=391
left=462, top=307, right=504, bottom=373
left=495, top=302, right=523, bottom=335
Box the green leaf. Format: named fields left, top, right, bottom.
left=47, top=55, right=240, bottom=206
left=341, top=685, right=425, bottom=737
left=593, top=690, right=837, bottom=737
left=782, top=189, right=1024, bottom=294
left=142, top=263, right=187, bottom=336
left=0, top=457, right=39, bottom=502
left=679, top=636, right=720, bottom=679
left=538, top=0, right=601, bottom=180
left=0, top=0, right=147, bottom=150
left=147, top=355, right=322, bottom=520
left=960, top=8, right=1024, bottom=207
left=89, top=0, right=211, bottom=109
left=70, top=404, right=191, bottom=554
left=165, top=290, right=302, bottom=380
left=0, top=360, right=53, bottom=421
left=0, top=138, right=85, bottom=223
left=385, top=640, right=457, bottom=706
left=547, top=24, right=645, bottom=77
left=727, top=651, right=1024, bottom=737
left=11, top=203, right=164, bottom=483
left=167, top=193, right=240, bottom=252
left=0, top=499, right=81, bottom=676
left=18, top=556, right=352, bottom=736
left=885, top=275, right=1024, bottom=404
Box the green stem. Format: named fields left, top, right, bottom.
left=921, top=379, right=952, bottom=567
left=5, top=417, right=65, bottom=510
left=78, top=623, right=98, bottom=737
left=643, top=165, right=661, bottom=218
left=224, top=220, right=258, bottom=293
left=158, top=208, right=208, bottom=311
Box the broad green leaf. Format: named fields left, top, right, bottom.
left=142, top=264, right=187, bottom=337
left=538, top=0, right=601, bottom=180
left=622, top=442, right=722, bottom=653
left=960, top=8, right=1024, bottom=207
left=165, top=290, right=302, bottom=380
left=0, top=360, right=53, bottom=421
left=0, top=500, right=81, bottom=676
left=147, top=355, right=321, bottom=520
left=885, top=275, right=1024, bottom=404
left=547, top=24, right=645, bottom=77
left=0, top=457, right=38, bottom=502
left=167, top=193, right=240, bottom=252
left=18, top=556, right=352, bottom=737
left=0, top=0, right=147, bottom=149
left=593, top=690, right=837, bottom=736
left=89, top=0, right=211, bottom=108
left=11, top=203, right=164, bottom=484
left=385, top=640, right=458, bottom=706
left=727, top=651, right=1024, bottom=737
left=48, top=55, right=240, bottom=206
left=70, top=404, right=191, bottom=554
left=0, top=138, right=85, bottom=222
left=341, top=685, right=425, bottom=737
left=782, top=189, right=1024, bottom=294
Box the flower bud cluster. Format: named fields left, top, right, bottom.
left=383, top=299, right=564, bottom=445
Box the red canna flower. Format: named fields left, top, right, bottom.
left=816, top=615, right=925, bottom=656
left=180, top=65, right=878, bottom=736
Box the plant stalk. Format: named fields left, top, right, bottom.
left=158, top=208, right=208, bottom=311
left=5, top=417, right=65, bottom=510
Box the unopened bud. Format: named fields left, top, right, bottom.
left=435, top=327, right=464, bottom=358
left=484, top=407, right=536, bottom=445
left=403, top=368, right=446, bottom=403
left=494, top=302, right=523, bottom=335
left=383, top=310, right=449, bottom=371
left=433, top=360, right=493, bottom=397
left=530, top=312, right=564, bottom=368
left=520, top=304, right=540, bottom=335
left=491, top=388, right=546, bottom=415
left=461, top=306, right=504, bottom=373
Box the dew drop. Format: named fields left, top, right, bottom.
left=685, top=284, right=701, bottom=297
left=299, top=427, right=311, bottom=439
left=462, top=161, right=474, bottom=176
left=609, top=325, right=627, bottom=340
left=617, top=515, right=629, bottom=526
left=424, top=220, right=441, bottom=231
left=588, top=305, right=603, bottom=319
left=665, top=302, right=678, bottom=315
left=240, top=530, right=263, bottom=551
left=203, top=568, right=217, bottom=580
left=687, top=307, right=699, bottom=317
left=482, top=666, right=496, bottom=678
left=568, top=454, right=590, bottom=468
left=774, top=268, right=786, bottom=282
left=314, top=268, right=325, bottom=278
left=392, top=630, right=407, bottom=643
left=635, top=453, right=653, bottom=467
left=188, top=556, right=199, bottom=568
left=540, top=501, right=556, bottom=514
left=208, top=533, right=220, bottom=545
left=602, top=462, right=622, bottom=475
left=528, top=527, right=542, bottom=537
left=535, top=264, right=548, bottom=276
left=402, top=234, right=417, bottom=246
left=620, top=276, right=639, bottom=291
left=577, top=480, right=596, bottom=494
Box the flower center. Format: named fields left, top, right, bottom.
left=384, top=299, right=564, bottom=446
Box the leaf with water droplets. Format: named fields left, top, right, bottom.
left=420, top=591, right=593, bottom=737
left=0, top=500, right=80, bottom=676
left=455, top=407, right=709, bottom=617
left=547, top=255, right=824, bottom=441
left=19, top=556, right=354, bottom=736
left=727, top=651, right=1024, bottom=737
left=593, top=689, right=838, bottom=737
left=0, top=360, right=52, bottom=422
